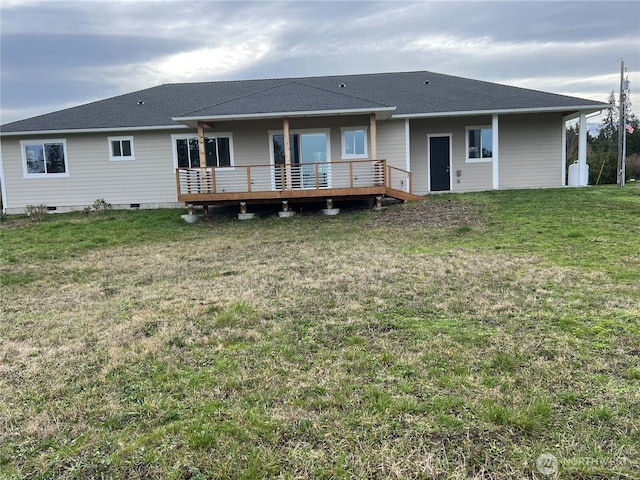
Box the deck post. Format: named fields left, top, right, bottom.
left=278, top=200, right=294, bottom=218
left=369, top=113, right=378, bottom=160
left=197, top=121, right=206, bottom=167
left=238, top=201, right=255, bottom=220
left=197, top=121, right=207, bottom=194
left=284, top=118, right=292, bottom=190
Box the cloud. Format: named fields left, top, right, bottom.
left=1, top=0, right=639, bottom=124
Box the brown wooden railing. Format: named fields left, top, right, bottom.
left=176, top=159, right=413, bottom=199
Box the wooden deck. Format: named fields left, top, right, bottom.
left=176, top=159, right=423, bottom=206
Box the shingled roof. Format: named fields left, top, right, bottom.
left=0, top=71, right=607, bottom=134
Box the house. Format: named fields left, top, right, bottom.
left=0, top=71, right=607, bottom=215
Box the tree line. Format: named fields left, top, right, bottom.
left=566, top=91, right=640, bottom=184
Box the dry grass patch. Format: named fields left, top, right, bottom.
left=368, top=198, right=486, bottom=231
left=1, top=187, right=639, bottom=479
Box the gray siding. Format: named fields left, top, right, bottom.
left=1, top=130, right=181, bottom=213
left=409, top=113, right=564, bottom=195
left=1, top=115, right=396, bottom=212
left=377, top=120, right=407, bottom=170
left=498, top=113, right=563, bottom=189
left=410, top=116, right=493, bottom=195
left=1, top=112, right=565, bottom=212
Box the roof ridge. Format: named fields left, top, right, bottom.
left=177, top=81, right=292, bottom=117
left=161, top=70, right=434, bottom=88
left=175, top=80, right=391, bottom=118
left=290, top=80, right=392, bottom=108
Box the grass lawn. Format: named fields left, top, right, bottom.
left=1, top=186, right=638, bottom=479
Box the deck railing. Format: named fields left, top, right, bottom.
left=176, top=159, right=411, bottom=198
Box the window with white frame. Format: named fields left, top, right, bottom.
left=172, top=134, right=233, bottom=168
left=108, top=136, right=135, bottom=161
left=341, top=127, right=368, bottom=158
left=21, top=139, right=69, bottom=177
left=466, top=126, right=493, bottom=162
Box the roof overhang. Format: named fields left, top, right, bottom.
left=172, top=107, right=397, bottom=126
left=0, top=124, right=189, bottom=137
left=393, top=104, right=608, bottom=119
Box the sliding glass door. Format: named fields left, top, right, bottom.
left=272, top=131, right=329, bottom=189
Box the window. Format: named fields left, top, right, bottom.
left=341, top=127, right=368, bottom=158
left=172, top=134, right=233, bottom=168
left=108, top=136, right=135, bottom=161
left=21, top=139, right=69, bottom=177
left=466, top=126, right=493, bottom=162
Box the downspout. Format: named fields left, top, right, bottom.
left=0, top=138, right=7, bottom=213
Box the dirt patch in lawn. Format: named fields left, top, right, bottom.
left=367, top=199, right=486, bottom=230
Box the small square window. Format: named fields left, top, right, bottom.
left=108, top=136, right=135, bottom=161
left=342, top=127, right=368, bottom=159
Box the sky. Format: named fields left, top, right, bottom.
left=1, top=0, right=639, bottom=126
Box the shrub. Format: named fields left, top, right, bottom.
left=25, top=204, right=48, bottom=222
left=92, top=198, right=113, bottom=214
left=589, top=151, right=617, bottom=185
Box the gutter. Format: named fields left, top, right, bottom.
left=394, top=104, right=608, bottom=119
left=0, top=124, right=189, bottom=138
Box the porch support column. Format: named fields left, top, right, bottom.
left=404, top=119, right=411, bottom=192
left=369, top=113, right=377, bottom=160
left=197, top=121, right=206, bottom=167
left=561, top=116, right=568, bottom=186
left=197, top=121, right=208, bottom=194
left=492, top=114, right=499, bottom=189
left=577, top=111, right=587, bottom=186
left=283, top=117, right=292, bottom=190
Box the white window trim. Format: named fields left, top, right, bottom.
left=465, top=125, right=493, bottom=163
left=340, top=126, right=368, bottom=159
left=20, top=139, right=70, bottom=178
left=170, top=132, right=235, bottom=169
left=108, top=136, right=135, bottom=161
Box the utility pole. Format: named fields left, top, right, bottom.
left=617, top=60, right=625, bottom=187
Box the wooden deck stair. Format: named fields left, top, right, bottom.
left=384, top=187, right=424, bottom=202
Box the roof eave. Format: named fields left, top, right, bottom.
left=0, top=124, right=189, bottom=137
left=393, top=104, right=608, bottom=119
